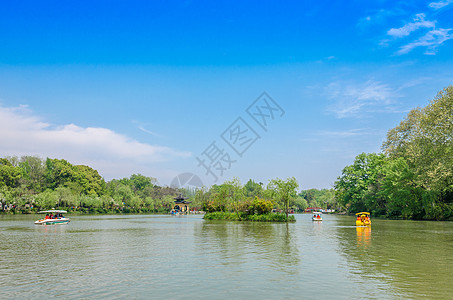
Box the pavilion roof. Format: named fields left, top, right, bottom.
left=174, top=194, right=191, bottom=204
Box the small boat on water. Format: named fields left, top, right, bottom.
left=34, top=210, right=70, bottom=225
left=355, top=212, right=371, bottom=226
left=312, top=212, right=322, bottom=221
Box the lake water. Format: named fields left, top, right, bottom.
left=1, top=214, right=452, bottom=299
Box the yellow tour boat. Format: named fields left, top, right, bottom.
left=355, top=212, right=371, bottom=226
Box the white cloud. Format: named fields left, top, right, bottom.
left=325, top=80, right=399, bottom=118
left=429, top=0, right=453, bottom=10
left=0, top=105, right=191, bottom=173
left=387, top=13, right=436, bottom=38
left=383, top=11, right=453, bottom=55
left=132, top=120, right=160, bottom=137
left=397, top=28, right=453, bottom=55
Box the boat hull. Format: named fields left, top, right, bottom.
left=34, top=218, right=70, bottom=225
left=356, top=220, right=371, bottom=226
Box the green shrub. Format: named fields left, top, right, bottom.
left=204, top=212, right=295, bottom=222
left=248, top=197, right=274, bottom=215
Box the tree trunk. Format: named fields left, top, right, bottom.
left=285, top=199, right=289, bottom=221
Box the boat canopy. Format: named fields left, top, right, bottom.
left=38, top=210, right=67, bottom=214
left=312, top=211, right=322, bottom=214
left=355, top=212, right=370, bottom=215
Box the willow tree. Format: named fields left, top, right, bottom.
left=268, top=177, right=299, bottom=220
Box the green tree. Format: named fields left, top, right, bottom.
left=249, top=196, right=274, bottom=214
left=129, top=174, right=156, bottom=192
left=113, top=184, right=135, bottom=207
left=0, top=158, right=22, bottom=188
left=383, top=85, right=453, bottom=200
left=55, top=186, right=77, bottom=208
left=80, top=195, right=103, bottom=209
left=293, top=196, right=308, bottom=212
left=382, top=85, right=453, bottom=218
left=34, top=190, right=58, bottom=209
left=195, top=187, right=210, bottom=211
left=244, top=179, right=263, bottom=197
left=381, top=157, right=423, bottom=219
left=18, top=156, right=46, bottom=193
left=74, top=165, right=105, bottom=196
left=45, top=158, right=105, bottom=196
left=223, top=178, right=245, bottom=218
left=0, top=186, right=14, bottom=207
left=334, top=153, right=387, bottom=214
left=268, top=177, right=299, bottom=220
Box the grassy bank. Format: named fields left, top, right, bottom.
left=203, top=211, right=296, bottom=222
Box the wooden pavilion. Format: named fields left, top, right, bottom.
left=172, top=194, right=192, bottom=214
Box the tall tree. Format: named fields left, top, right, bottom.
left=334, top=153, right=387, bottom=214
left=244, top=179, right=263, bottom=197
left=383, top=85, right=453, bottom=204
left=0, top=158, right=22, bottom=188
left=18, top=156, right=46, bottom=193
left=268, top=177, right=299, bottom=220
left=45, top=158, right=105, bottom=196
left=223, top=178, right=244, bottom=219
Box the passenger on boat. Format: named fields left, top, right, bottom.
left=49, top=213, right=54, bottom=219
left=45, top=214, right=50, bottom=219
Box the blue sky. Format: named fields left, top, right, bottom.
left=1, top=0, right=452, bottom=189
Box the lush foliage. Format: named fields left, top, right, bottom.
left=0, top=156, right=180, bottom=214
left=298, top=188, right=336, bottom=210
left=335, top=86, right=453, bottom=220
left=203, top=211, right=295, bottom=222
left=267, top=177, right=299, bottom=219
left=0, top=157, right=303, bottom=221
left=198, top=178, right=300, bottom=222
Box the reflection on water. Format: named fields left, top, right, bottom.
left=337, top=217, right=453, bottom=299
left=195, top=220, right=300, bottom=280
left=1, top=214, right=452, bottom=299
left=356, top=226, right=371, bottom=248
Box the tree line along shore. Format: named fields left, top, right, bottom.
left=0, top=156, right=334, bottom=219
left=334, top=85, right=452, bottom=221
left=1, top=86, right=452, bottom=221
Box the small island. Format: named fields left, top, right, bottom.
left=199, top=178, right=298, bottom=222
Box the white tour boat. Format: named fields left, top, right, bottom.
left=34, top=210, right=70, bottom=225
left=312, top=211, right=322, bottom=221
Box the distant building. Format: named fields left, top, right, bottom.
left=305, top=207, right=323, bottom=213
left=172, top=194, right=192, bottom=215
